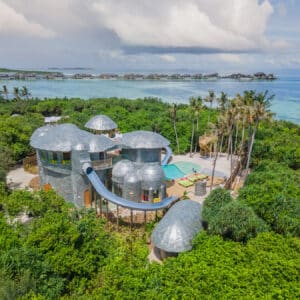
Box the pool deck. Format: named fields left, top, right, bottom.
left=166, top=152, right=237, bottom=204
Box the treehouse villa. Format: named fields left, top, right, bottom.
left=30, top=114, right=227, bottom=259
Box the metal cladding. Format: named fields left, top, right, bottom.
left=30, top=123, right=115, bottom=152
left=123, top=169, right=142, bottom=202
left=151, top=200, right=203, bottom=253
left=85, top=115, right=117, bottom=131
left=88, top=135, right=116, bottom=153
left=120, top=131, right=170, bottom=149
left=141, top=163, right=165, bottom=190
left=112, top=159, right=134, bottom=184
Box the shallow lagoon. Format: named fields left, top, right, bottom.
left=1, top=75, right=299, bottom=124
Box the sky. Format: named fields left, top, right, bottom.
left=0, top=0, right=299, bottom=73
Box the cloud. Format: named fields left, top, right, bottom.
left=159, top=54, right=176, bottom=62
left=91, top=0, right=278, bottom=53
left=0, top=0, right=55, bottom=38
left=217, top=54, right=242, bottom=63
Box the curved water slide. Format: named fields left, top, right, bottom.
left=161, top=146, right=172, bottom=166
left=83, top=163, right=179, bottom=211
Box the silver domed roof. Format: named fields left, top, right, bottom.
left=85, top=115, right=117, bottom=131
left=124, top=169, right=141, bottom=184
left=30, top=124, right=116, bottom=152
left=112, top=160, right=134, bottom=183
left=151, top=200, right=202, bottom=253
left=120, top=131, right=169, bottom=149
left=141, top=164, right=165, bottom=182
left=88, top=135, right=116, bottom=153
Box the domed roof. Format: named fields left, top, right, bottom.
left=151, top=200, right=202, bottom=253
left=124, top=169, right=141, bottom=184
left=120, top=131, right=170, bottom=149
left=85, top=115, right=117, bottom=131
left=30, top=124, right=116, bottom=152
left=141, top=164, right=165, bottom=182
left=88, top=135, right=116, bottom=153
left=112, top=160, right=134, bottom=183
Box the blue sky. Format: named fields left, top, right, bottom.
left=0, top=0, right=299, bottom=73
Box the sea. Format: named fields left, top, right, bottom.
left=1, top=71, right=300, bottom=124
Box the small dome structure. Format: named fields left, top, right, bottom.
left=112, top=160, right=134, bottom=184
left=151, top=200, right=202, bottom=253
left=88, top=135, right=116, bottom=153
left=120, top=131, right=169, bottom=149
left=141, top=164, right=165, bottom=190
left=85, top=115, right=117, bottom=131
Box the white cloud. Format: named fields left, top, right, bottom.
left=91, top=0, right=278, bottom=52
left=217, top=54, right=241, bottom=63
left=0, top=0, right=55, bottom=38
left=159, top=55, right=176, bottom=62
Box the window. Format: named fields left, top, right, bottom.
left=99, top=152, right=105, bottom=160
left=113, top=182, right=122, bottom=197
left=48, top=151, right=58, bottom=164
left=142, top=190, right=150, bottom=202
left=62, top=152, right=71, bottom=165
left=39, top=150, right=47, bottom=162
left=152, top=190, right=160, bottom=203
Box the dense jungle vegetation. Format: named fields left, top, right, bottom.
left=0, top=92, right=299, bottom=299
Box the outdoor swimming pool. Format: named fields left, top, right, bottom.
left=163, top=161, right=201, bottom=180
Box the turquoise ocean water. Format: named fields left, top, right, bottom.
left=1, top=74, right=299, bottom=124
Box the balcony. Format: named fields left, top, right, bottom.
left=92, top=158, right=112, bottom=170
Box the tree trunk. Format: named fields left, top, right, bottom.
left=245, top=120, right=259, bottom=170
left=234, top=123, right=239, bottom=154
left=190, top=118, right=195, bottom=157
left=227, top=126, right=232, bottom=160
left=194, top=114, right=199, bottom=154
left=210, top=141, right=219, bottom=191
left=173, top=119, right=180, bottom=153
left=219, top=134, right=224, bottom=154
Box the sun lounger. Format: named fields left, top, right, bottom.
left=187, top=174, right=208, bottom=182
left=178, top=180, right=194, bottom=187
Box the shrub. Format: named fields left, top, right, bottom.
left=202, top=188, right=232, bottom=226
left=208, top=201, right=268, bottom=242
left=238, top=160, right=300, bottom=236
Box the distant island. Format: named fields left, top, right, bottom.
left=0, top=68, right=277, bottom=81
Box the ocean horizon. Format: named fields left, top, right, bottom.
left=1, top=72, right=300, bottom=124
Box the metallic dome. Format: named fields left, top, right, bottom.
left=124, top=169, right=141, bottom=185
left=120, top=131, right=170, bottom=149
left=85, top=115, right=117, bottom=131
left=112, top=159, right=134, bottom=184
left=141, top=163, right=165, bottom=190
left=88, top=135, right=116, bottom=153
left=30, top=124, right=116, bottom=152
left=151, top=200, right=202, bottom=253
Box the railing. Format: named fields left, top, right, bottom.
left=92, top=158, right=113, bottom=170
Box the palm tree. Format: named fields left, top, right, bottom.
left=245, top=91, right=274, bottom=170
left=189, top=97, right=197, bottom=157
left=13, top=87, right=20, bottom=100
left=1, top=85, right=9, bottom=100
left=204, top=90, right=215, bottom=124
left=217, top=91, right=228, bottom=111
left=21, top=86, right=31, bottom=100
left=169, top=103, right=180, bottom=153
left=193, top=97, right=203, bottom=154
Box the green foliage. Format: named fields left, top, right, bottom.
left=252, top=120, right=300, bottom=169
left=0, top=189, right=116, bottom=299
left=92, top=232, right=300, bottom=299
left=238, top=160, right=300, bottom=236
left=0, top=113, right=43, bottom=161
left=202, top=188, right=232, bottom=225
left=208, top=201, right=268, bottom=242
